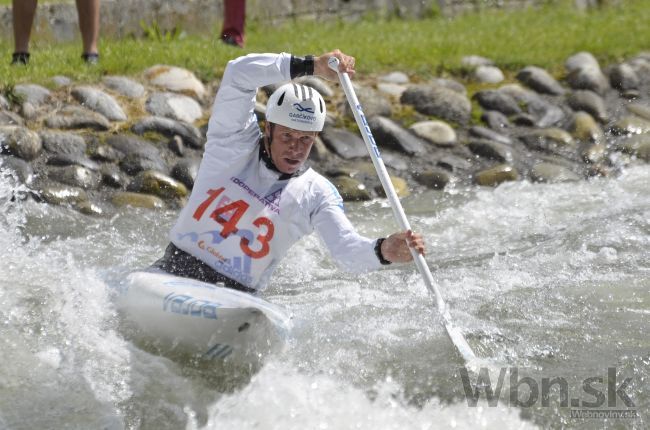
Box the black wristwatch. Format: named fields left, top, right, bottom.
left=374, top=238, right=392, bottom=265
left=290, top=55, right=315, bottom=79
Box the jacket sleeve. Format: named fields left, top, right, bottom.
left=204, top=52, right=292, bottom=168
left=310, top=179, right=383, bottom=272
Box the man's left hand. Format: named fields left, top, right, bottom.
left=381, top=230, right=425, bottom=263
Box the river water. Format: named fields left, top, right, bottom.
left=0, top=164, right=648, bottom=430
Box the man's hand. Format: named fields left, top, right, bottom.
left=381, top=230, right=425, bottom=263
left=314, top=49, right=355, bottom=81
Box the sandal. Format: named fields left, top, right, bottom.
left=81, top=52, right=100, bottom=65
left=11, top=52, right=30, bottom=65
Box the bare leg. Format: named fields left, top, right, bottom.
left=75, top=0, right=100, bottom=55
left=12, top=0, right=38, bottom=53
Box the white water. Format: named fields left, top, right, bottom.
left=0, top=165, right=648, bottom=429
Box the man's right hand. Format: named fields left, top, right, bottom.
left=314, top=49, right=356, bottom=81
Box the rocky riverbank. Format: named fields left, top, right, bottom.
left=1, top=51, right=650, bottom=215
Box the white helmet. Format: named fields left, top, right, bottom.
left=266, top=83, right=326, bottom=132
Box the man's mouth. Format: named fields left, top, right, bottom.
left=284, top=158, right=300, bottom=166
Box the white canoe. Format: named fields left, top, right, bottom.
left=115, top=271, right=292, bottom=364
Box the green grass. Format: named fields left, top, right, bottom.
left=1, top=0, right=649, bottom=88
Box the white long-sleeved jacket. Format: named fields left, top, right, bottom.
left=169, top=53, right=381, bottom=291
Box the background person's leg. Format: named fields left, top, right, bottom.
left=75, top=0, right=100, bottom=61
left=221, top=0, right=246, bottom=48
left=12, top=0, right=38, bottom=63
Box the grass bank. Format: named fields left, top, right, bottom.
left=1, top=0, right=649, bottom=88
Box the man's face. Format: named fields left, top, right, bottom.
left=265, top=123, right=317, bottom=174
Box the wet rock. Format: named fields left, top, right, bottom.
left=309, top=136, right=330, bottom=162
left=474, top=66, right=504, bottom=84
left=47, top=153, right=100, bottom=171
left=375, top=175, right=409, bottom=198
left=100, top=164, right=128, bottom=188
left=609, top=64, right=640, bottom=91
left=401, top=84, right=471, bottom=124
left=171, top=158, right=201, bottom=189
left=111, top=192, right=165, bottom=209
left=51, top=76, right=72, bottom=87
left=39, top=131, right=86, bottom=156
left=48, top=165, right=101, bottom=189
left=144, top=65, right=206, bottom=100
left=461, top=55, right=493, bottom=68
left=367, top=116, right=426, bottom=155
left=146, top=92, right=203, bottom=123
left=610, top=116, right=650, bottom=135
left=467, top=139, right=513, bottom=163
left=39, top=185, right=88, bottom=206
left=468, top=126, right=512, bottom=145
left=566, top=67, right=609, bottom=94
left=0, top=126, right=42, bottom=160
left=132, top=116, right=204, bottom=149
left=474, top=164, right=519, bottom=186
left=168, top=135, right=184, bottom=156
left=581, top=143, right=606, bottom=164
left=530, top=162, right=580, bottom=183
left=565, top=52, right=600, bottom=73
left=75, top=200, right=104, bottom=216
left=330, top=176, right=371, bottom=201
left=512, top=114, right=537, bottom=127
left=71, top=86, right=127, bottom=121
left=414, top=167, right=452, bottom=189
left=616, top=134, right=650, bottom=162
left=481, top=111, right=510, bottom=130
left=627, top=103, right=650, bottom=121
left=570, top=112, right=604, bottom=143
left=520, top=129, right=575, bottom=156
left=527, top=98, right=565, bottom=128
left=103, top=76, right=146, bottom=98
left=378, top=72, right=410, bottom=84
left=320, top=127, right=367, bottom=159
left=516, top=66, right=565, bottom=95
left=0, top=155, right=34, bottom=184
left=409, top=120, right=457, bottom=146
left=566, top=90, right=608, bottom=123
left=88, top=143, right=122, bottom=162
left=45, top=106, right=111, bottom=131
left=127, top=170, right=188, bottom=200
left=343, top=84, right=392, bottom=119
left=120, top=153, right=168, bottom=176
left=296, top=76, right=334, bottom=97
left=376, top=83, right=407, bottom=98
left=437, top=154, right=472, bottom=172
left=0, top=110, right=24, bottom=126
left=14, top=84, right=51, bottom=106
left=107, top=134, right=160, bottom=158
left=381, top=151, right=408, bottom=171
left=474, top=90, right=521, bottom=116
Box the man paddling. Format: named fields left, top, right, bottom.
left=152, top=50, right=425, bottom=293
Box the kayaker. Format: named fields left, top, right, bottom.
left=152, top=50, right=426, bottom=293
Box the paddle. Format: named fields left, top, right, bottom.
left=327, top=57, right=477, bottom=363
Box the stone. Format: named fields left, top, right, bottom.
left=582, top=143, right=606, bottom=164
left=566, top=67, right=609, bottom=94
left=512, top=114, right=537, bottom=127
left=375, top=175, right=409, bottom=198
left=48, top=165, right=101, bottom=189
left=567, top=90, right=608, bottom=123
left=51, top=76, right=72, bottom=87
left=39, top=185, right=88, bottom=206
left=473, top=90, right=521, bottom=116
left=309, top=136, right=330, bottom=162
left=0, top=110, right=24, bottom=126
left=75, top=200, right=104, bottom=216
left=20, top=102, right=37, bottom=120
left=100, top=164, right=128, bottom=188
left=89, top=143, right=122, bottom=162
left=616, top=135, right=650, bottom=162
left=525, top=97, right=565, bottom=128
left=378, top=72, right=410, bottom=84
left=409, top=120, right=457, bottom=147
left=367, top=116, right=426, bottom=155
left=481, top=111, right=510, bottom=130
left=39, top=131, right=86, bottom=156
left=171, top=158, right=201, bottom=189
left=0, top=95, right=8, bottom=110
left=565, top=52, right=600, bottom=73
left=0, top=155, right=34, bottom=184
left=168, top=135, right=184, bottom=156
left=343, top=84, right=392, bottom=119
left=437, top=154, right=473, bottom=172
left=414, top=167, right=452, bottom=189
left=320, top=127, right=367, bottom=159
left=571, top=112, right=604, bottom=142
left=381, top=151, right=409, bottom=171
left=610, top=116, right=650, bottom=135
left=296, top=76, right=334, bottom=97
left=516, top=66, right=565, bottom=95
left=467, top=139, right=513, bottom=163
left=120, top=153, right=168, bottom=176
left=145, top=92, right=204, bottom=123
left=103, top=76, right=146, bottom=98
left=468, top=126, right=512, bottom=145
left=111, top=192, right=165, bottom=209
left=530, top=162, right=580, bottom=183
left=71, top=86, right=127, bottom=122
left=14, top=84, right=51, bottom=106
left=132, top=116, right=204, bottom=149
left=520, top=129, right=575, bottom=155
left=106, top=135, right=160, bottom=158
left=0, top=126, right=42, bottom=160
left=431, top=78, right=467, bottom=95
left=474, top=164, right=519, bottom=186
left=45, top=106, right=111, bottom=131
left=330, top=176, right=371, bottom=201
left=144, top=65, right=206, bottom=99
left=609, top=64, right=640, bottom=91
left=46, top=153, right=100, bottom=171
left=376, top=83, right=407, bottom=98
left=401, top=84, right=471, bottom=124
left=627, top=103, right=650, bottom=121
left=461, top=55, right=494, bottom=68
left=474, top=66, right=504, bottom=84
left=127, top=170, right=188, bottom=200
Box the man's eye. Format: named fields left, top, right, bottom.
left=281, top=133, right=293, bottom=141
left=300, top=136, right=315, bottom=145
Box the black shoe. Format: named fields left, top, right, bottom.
left=11, top=52, right=30, bottom=65
left=81, top=52, right=100, bottom=65
left=221, top=35, right=243, bottom=48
